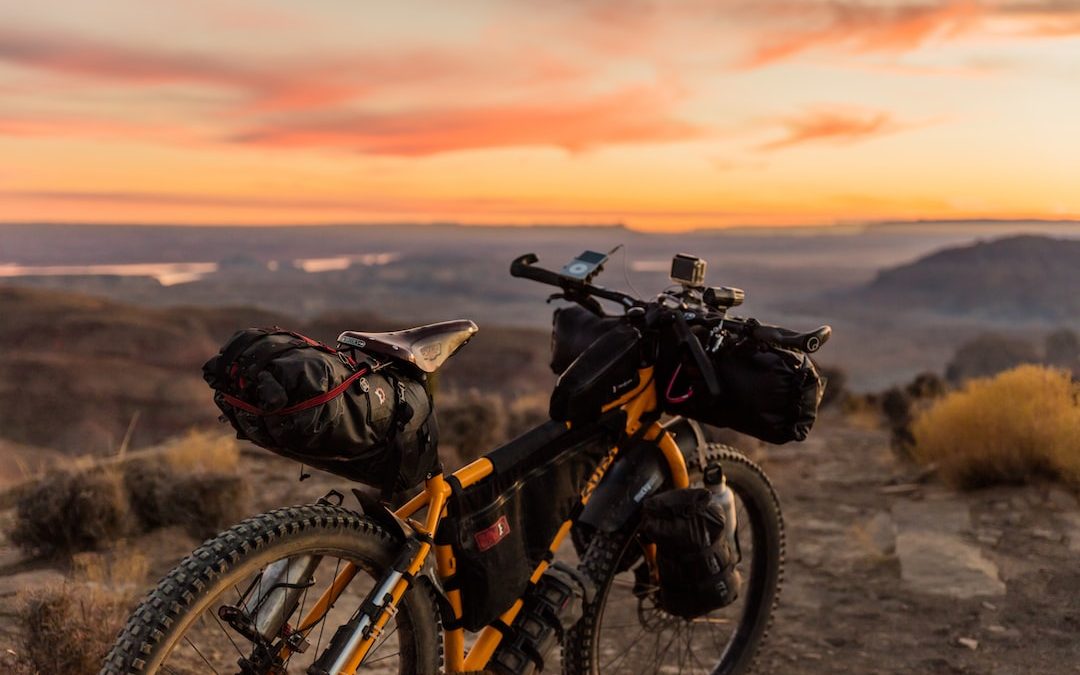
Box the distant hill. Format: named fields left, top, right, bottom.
left=843, top=235, right=1080, bottom=324
left=0, top=286, right=551, bottom=456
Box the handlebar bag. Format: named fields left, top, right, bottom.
left=549, top=325, right=642, bottom=424
left=438, top=412, right=621, bottom=631
left=641, top=488, right=739, bottom=619
left=660, top=336, right=824, bottom=444
left=550, top=305, right=623, bottom=375
left=203, top=328, right=439, bottom=494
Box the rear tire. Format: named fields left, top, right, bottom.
left=101, top=504, right=442, bottom=674
left=563, top=445, right=784, bottom=674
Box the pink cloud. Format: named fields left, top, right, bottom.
left=0, top=28, right=482, bottom=113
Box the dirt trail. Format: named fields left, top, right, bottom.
left=754, top=416, right=1080, bottom=675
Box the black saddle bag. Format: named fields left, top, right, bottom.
left=203, top=328, right=439, bottom=493
left=659, top=334, right=824, bottom=444
left=641, top=488, right=739, bottom=619
left=438, top=413, right=621, bottom=631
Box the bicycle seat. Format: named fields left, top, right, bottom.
left=337, top=320, right=478, bottom=372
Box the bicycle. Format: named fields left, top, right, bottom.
left=102, top=250, right=830, bottom=675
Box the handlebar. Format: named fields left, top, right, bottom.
left=510, top=252, right=831, bottom=354
left=731, top=319, right=831, bottom=354
left=511, top=253, right=639, bottom=309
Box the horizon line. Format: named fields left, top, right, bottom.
left=1, top=217, right=1079, bottom=234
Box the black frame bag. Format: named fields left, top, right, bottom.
left=660, top=333, right=824, bottom=444
left=438, top=413, right=621, bottom=631
left=549, top=325, right=642, bottom=424
left=550, top=305, right=623, bottom=375
left=203, top=328, right=439, bottom=493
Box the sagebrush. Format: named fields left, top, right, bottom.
left=912, top=365, right=1080, bottom=488
left=9, top=432, right=250, bottom=556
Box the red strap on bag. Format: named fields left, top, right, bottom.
left=666, top=362, right=694, bottom=404
left=220, top=366, right=370, bottom=417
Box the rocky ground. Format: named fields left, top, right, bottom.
left=0, top=413, right=1077, bottom=673
left=754, top=417, right=1080, bottom=675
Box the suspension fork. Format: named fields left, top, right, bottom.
left=298, top=474, right=449, bottom=675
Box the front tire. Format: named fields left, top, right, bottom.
left=563, top=445, right=784, bottom=675
left=101, top=504, right=442, bottom=674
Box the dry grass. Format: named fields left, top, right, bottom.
left=9, top=431, right=250, bottom=556
left=13, top=551, right=146, bottom=675
left=9, top=468, right=136, bottom=557
left=15, top=584, right=128, bottom=674
left=911, top=365, right=1080, bottom=488
left=157, top=430, right=241, bottom=473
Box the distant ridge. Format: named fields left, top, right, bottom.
left=847, top=235, right=1080, bottom=324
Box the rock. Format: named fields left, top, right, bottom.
left=1045, top=487, right=1078, bottom=510
left=892, top=499, right=971, bottom=535
left=1061, top=513, right=1080, bottom=553
left=0, top=567, right=65, bottom=599
left=956, top=637, right=979, bottom=650
left=1030, top=527, right=1060, bottom=541
left=896, top=531, right=1006, bottom=598
left=862, top=511, right=897, bottom=556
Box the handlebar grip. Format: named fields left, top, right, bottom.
left=751, top=324, right=831, bottom=353
left=510, top=253, right=566, bottom=288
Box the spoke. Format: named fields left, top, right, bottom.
left=364, top=650, right=401, bottom=665
left=647, top=621, right=681, bottom=674
left=279, top=556, right=292, bottom=636
left=183, top=635, right=222, bottom=675
left=366, top=623, right=399, bottom=661
left=601, top=624, right=647, bottom=671
left=315, top=557, right=343, bottom=660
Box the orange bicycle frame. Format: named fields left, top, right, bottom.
left=292, top=366, right=690, bottom=674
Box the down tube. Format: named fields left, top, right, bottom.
left=461, top=441, right=621, bottom=670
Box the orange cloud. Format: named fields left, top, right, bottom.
left=0, top=114, right=199, bottom=143
left=0, top=28, right=479, bottom=113
left=759, top=107, right=905, bottom=150
left=229, top=87, right=701, bottom=156
left=742, top=1, right=984, bottom=67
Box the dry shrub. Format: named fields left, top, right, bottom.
left=72, top=547, right=150, bottom=592
left=506, top=392, right=550, bottom=437
left=9, top=468, right=135, bottom=557
left=169, top=472, right=251, bottom=539
left=17, top=583, right=129, bottom=674
left=817, top=365, right=849, bottom=408
left=437, top=391, right=509, bottom=464
left=10, top=432, right=250, bottom=556
left=123, top=450, right=250, bottom=539
left=841, top=393, right=884, bottom=430
left=912, top=365, right=1080, bottom=488
left=157, top=430, right=241, bottom=473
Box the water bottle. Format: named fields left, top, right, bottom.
left=703, top=463, right=741, bottom=595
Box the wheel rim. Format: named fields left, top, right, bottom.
left=591, top=485, right=771, bottom=675
left=153, top=548, right=413, bottom=674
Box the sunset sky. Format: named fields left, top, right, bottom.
left=1, top=0, right=1078, bottom=230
